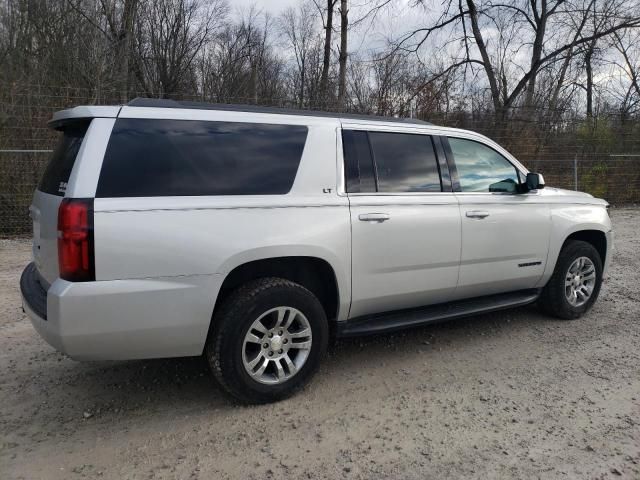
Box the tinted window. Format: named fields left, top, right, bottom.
left=342, top=130, right=375, bottom=193
left=39, top=122, right=89, bottom=196
left=448, top=138, right=519, bottom=192
left=368, top=132, right=441, bottom=192
left=97, top=119, right=308, bottom=197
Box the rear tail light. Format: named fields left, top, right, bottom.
left=57, top=198, right=95, bottom=282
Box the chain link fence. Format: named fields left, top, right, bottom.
left=2, top=89, right=640, bottom=237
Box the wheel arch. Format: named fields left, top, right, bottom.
left=538, top=223, right=610, bottom=289
left=563, top=230, right=607, bottom=264
left=211, top=255, right=343, bottom=330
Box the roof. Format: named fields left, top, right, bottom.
left=127, top=97, right=432, bottom=126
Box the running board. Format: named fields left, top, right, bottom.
left=337, top=289, right=541, bottom=338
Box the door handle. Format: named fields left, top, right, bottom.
left=359, top=213, right=390, bottom=223
left=466, top=210, right=490, bottom=219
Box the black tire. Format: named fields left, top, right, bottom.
left=539, top=240, right=603, bottom=320
left=205, top=277, right=328, bottom=404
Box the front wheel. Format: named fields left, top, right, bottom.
left=206, top=277, right=328, bottom=404
left=539, top=240, right=603, bottom=320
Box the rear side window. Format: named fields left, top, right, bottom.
left=342, top=130, right=376, bottom=193
left=368, top=132, right=441, bottom=192
left=96, top=119, right=308, bottom=197
left=39, top=122, right=89, bottom=196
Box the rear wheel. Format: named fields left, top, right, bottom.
left=206, top=277, right=328, bottom=404
left=539, top=240, right=603, bottom=319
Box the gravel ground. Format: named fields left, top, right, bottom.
left=1, top=209, right=639, bottom=480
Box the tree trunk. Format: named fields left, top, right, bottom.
left=524, top=2, right=548, bottom=110
left=549, top=48, right=573, bottom=115
left=465, top=0, right=501, bottom=113
left=249, top=60, right=258, bottom=104
left=320, top=0, right=335, bottom=104
left=337, top=0, right=348, bottom=110
left=585, top=40, right=595, bottom=117
left=115, top=0, right=137, bottom=103
left=300, top=57, right=305, bottom=108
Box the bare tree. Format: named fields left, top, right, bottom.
left=399, top=0, right=640, bottom=117
left=280, top=2, right=322, bottom=108
left=0, top=0, right=639, bottom=124
left=199, top=9, right=284, bottom=104
left=100, top=0, right=138, bottom=102
left=337, top=0, right=348, bottom=110
left=133, top=0, right=227, bottom=98
left=613, top=29, right=640, bottom=115
left=66, top=0, right=139, bottom=101
left=313, top=0, right=338, bottom=103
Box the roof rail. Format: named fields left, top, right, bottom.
left=127, top=97, right=432, bottom=125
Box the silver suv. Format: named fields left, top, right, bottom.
left=21, top=98, right=613, bottom=403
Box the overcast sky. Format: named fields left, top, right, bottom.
left=232, top=0, right=299, bottom=15
left=228, top=0, right=424, bottom=55
left=226, top=0, right=630, bottom=100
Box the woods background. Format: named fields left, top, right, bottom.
left=1, top=0, right=640, bottom=235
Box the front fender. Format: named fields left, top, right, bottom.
left=536, top=204, right=612, bottom=287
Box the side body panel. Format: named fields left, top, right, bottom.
left=348, top=194, right=461, bottom=318
left=455, top=193, right=551, bottom=298
left=38, top=275, right=222, bottom=360
left=339, top=122, right=461, bottom=318
left=537, top=192, right=613, bottom=287
left=89, top=113, right=350, bottom=357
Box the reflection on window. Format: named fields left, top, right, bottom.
left=369, top=132, right=441, bottom=193
left=39, top=125, right=88, bottom=196
left=342, top=130, right=376, bottom=193
left=97, top=119, right=308, bottom=197
left=449, top=138, right=518, bottom=192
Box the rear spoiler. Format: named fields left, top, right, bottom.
left=48, top=106, right=121, bottom=130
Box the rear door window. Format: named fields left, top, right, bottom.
left=96, top=119, right=308, bottom=197
left=39, top=122, right=89, bottom=196
left=368, top=132, right=442, bottom=192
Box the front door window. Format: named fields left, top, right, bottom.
left=448, top=138, right=519, bottom=193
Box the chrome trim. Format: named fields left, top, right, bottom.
left=466, top=211, right=490, bottom=219
left=95, top=204, right=346, bottom=213
left=358, top=213, right=390, bottom=222
left=347, top=192, right=458, bottom=197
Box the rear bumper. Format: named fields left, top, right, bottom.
left=20, top=262, right=222, bottom=360
left=20, top=262, right=48, bottom=320
left=21, top=263, right=66, bottom=353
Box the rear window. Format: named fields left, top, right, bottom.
left=96, top=119, right=308, bottom=197
left=39, top=122, right=89, bottom=196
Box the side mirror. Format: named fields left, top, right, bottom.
left=526, top=172, right=545, bottom=191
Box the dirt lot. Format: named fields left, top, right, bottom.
left=1, top=209, right=639, bottom=480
